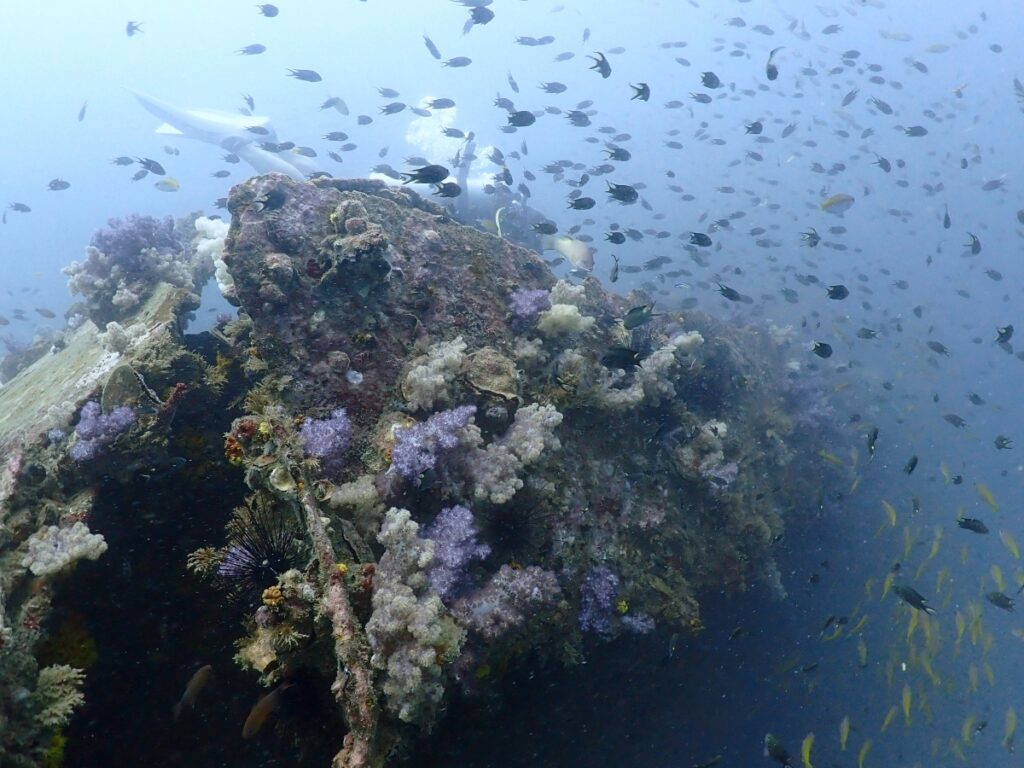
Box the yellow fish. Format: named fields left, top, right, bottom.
left=1000, top=530, right=1021, bottom=560
left=849, top=475, right=861, bottom=493
left=881, top=705, right=899, bottom=732
left=154, top=177, right=180, bottom=192
left=820, top=192, right=855, bottom=215
left=962, top=715, right=976, bottom=744
left=882, top=500, right=898, bottom=527
left=857, top=738, right=872, bottom=768
left=902, top=684, right=912, bottom=726
left=881, top=571, right=895, bottom=601
left=864, top=577, right=875, bottom=600
left=1005, top=706, right=1017, bottom=752
left=992, top=564, right=1006, bottom=592
left=801, top=732, right=814, bottom=768
left=968, top=665, right=979, bottom=693
left=940, top=462, right=951, bottom=484
left=849, top=615, right=869, bottom=635
left=856, top=636, right=868, bottom=668
left=975, top=482, right=999, bottom=512
left=818, top=450, right=843, bottom=466
left=907, top=609, right=919, bottom=643
left=927, top=527, right=943, bottom=561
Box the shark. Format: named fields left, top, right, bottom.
left=130, top=90, right=319, bottom=181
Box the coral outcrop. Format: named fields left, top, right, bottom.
left=0, top=174, right=846, bottom=768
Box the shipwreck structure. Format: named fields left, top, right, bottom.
left=0, top=175, right=842, bottom=767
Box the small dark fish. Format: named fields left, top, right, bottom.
left=428, top=98, right=455, bottom=109
left=607, top=182, right=638, bottom=204
left=507, top=72, right=520, bottom=93
left=469, top=6, right=494, bottom=26
left=125, top=21, right=143, bottom=37
left=701, top=71, right=722, bottom=88
left=287, top=68, right=322, bottom=82
left=873, top=154, right=892, bottom=173
left=540, top=81, right=568, bottom=94
left=745, top=120, right=763, bottom=135
left=957, top=517, right=989, bottom=534
left=423, top=35, right=442, bottom=60
left=433, top=182, right=462, bottom=198
left=237, top=44, right=266, bottom=55
left=77, top=101, right=88, bottom=122
left=715, top=282, right=742, bottom=301
left=840, top=88, right=858, bottom=107
left=532, top=221, right=558, bottom=235
left=357, top=115, right=373, bottom=125
left=623, top=303, right=658, bottom=330
left=630, top=82, right=651, bottom=101
left=211, top=170, right=231, bottom=178
left=443, top=57, right=473, bottom=68
left=986, top=591, right=1015, bottom=612
left=508, top=110, right=536, bottom=127
left=401, top=165, right=449, bottom=184
left=996, top=325, right=1014, bottom=343
left=764, top=734, right=792, bottom=767
left=568, top=196, right=595, bottom=210
left=588, top=52, right=612, bottom=79
left=994, top=435, right=1013, bottom=450
left=130, top=169, right=149, bottom=182
left=35, top=308, right=56, bottom=319
left=174, top=664, right=213, bottom=721
left=690, top=232, right=712, bottom=247
left=136, top=157, right=166, bottom=175
left=246, top=125, right=270, bottom=135
left=903, top=455, right=918, bottom=474
left=967, top=392, right=986, bottom=405
left=601, top=346, right=644, bottom=371
left=943, top=205, right=951, bottom=229
left=800, top=228, right=820, bottom=247
left=904, top=125, right=928, bottom=137
left=47, top=179, right=70, bottom=191
left=942, top=411, right=966, bottom=430
left=927, top=341, right=950, bottom=356
left=380, top=102, right=406, bottom=115
left=894, top=585, right=936, bottom=614
left=605, top=231, right=626, bottom=244
left=965, top=232, right=981, bottom=255
left=811, top=341, right=832, bottom=358
left=111, top=156, right=134, bottom=166
left=257, top=4, right=279, bottom=17
left=826, top=284, right=849, bottom=300
left=242, top=683, right=291, bottom=739
left=857, top=328, right=879, bottom=340
left=867, top=426, right=879, bottom=457
left=765, top=47, right=784, bottom=80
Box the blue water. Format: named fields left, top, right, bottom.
left=4, top=1, right=1024, bottom=765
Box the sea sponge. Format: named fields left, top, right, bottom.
left=536, top=304, right=595, bottom=336
left=402, top=337, right=467, bottom=411
left=22, top=522, right=108, bottom=577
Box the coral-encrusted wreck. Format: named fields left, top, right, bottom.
left=0, top=174, right=843, bottom=768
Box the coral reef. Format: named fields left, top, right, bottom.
left=0, top=174, right=850, bottom=768
left=63, top=213, right=212, bottom=325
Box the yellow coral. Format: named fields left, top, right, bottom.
left=336, top=562, right=348, bottom=575
left=262, top=586, right=284, bottom=607
left=615, top=598, right=629, bottom=615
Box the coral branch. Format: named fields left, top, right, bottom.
left=299, top=489, right=381, bottom=768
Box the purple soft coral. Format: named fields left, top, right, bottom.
left=421, top=504, right=491, bottom=601
left=578, top=565, right=619, bottom=636
left=90, top=214, right=180, bottom=262
left=508, top=288, right=551, bottom=319
left=390, top=405, right=476, bottom=480
left=69, top=400, right=136, bottom=462
left=300, top=407, right=352, bottom=474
